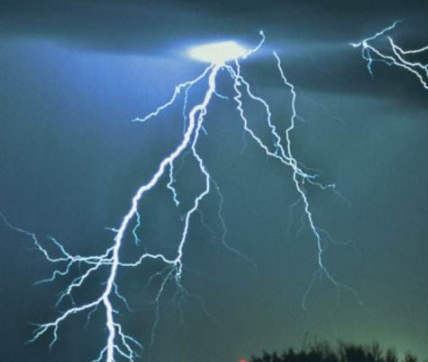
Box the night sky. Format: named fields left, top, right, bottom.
left=1, top=1, right=428, bottom=362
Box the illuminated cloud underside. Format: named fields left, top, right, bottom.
left=188, top=41, right=250, bottom=64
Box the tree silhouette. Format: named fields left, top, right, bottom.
left=249, top=342, right=422, bottom=362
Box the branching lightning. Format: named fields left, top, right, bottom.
left=351, top=21, right=428, bottom=89
left=1, top=31, right=359, bottom=361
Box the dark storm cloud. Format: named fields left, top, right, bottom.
left=1, top=0, right=428, bottom=103
left=1, top=0, right=427, bottom=53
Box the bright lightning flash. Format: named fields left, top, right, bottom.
left=351, top=21, right=428, bottom=89
left=1, top=31, right=359, bottom=362
left=188, top=41, right=250, bottom=65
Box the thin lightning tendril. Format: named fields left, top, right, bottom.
left=351, top=21, right=428, bottom=89
left=1, top=31, right=360, bottom=361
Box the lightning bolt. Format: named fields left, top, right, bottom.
left=1, top=31, right=360, bottom=361
left=351, top=21, right=428, bottom=89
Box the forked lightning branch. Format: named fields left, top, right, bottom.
left=8, top=23, right=426, bottom=361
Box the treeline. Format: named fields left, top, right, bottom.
left=250, top=342, right=424, bottom=362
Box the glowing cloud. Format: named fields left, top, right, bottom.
left=188, top=41, right=249, bottom=64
